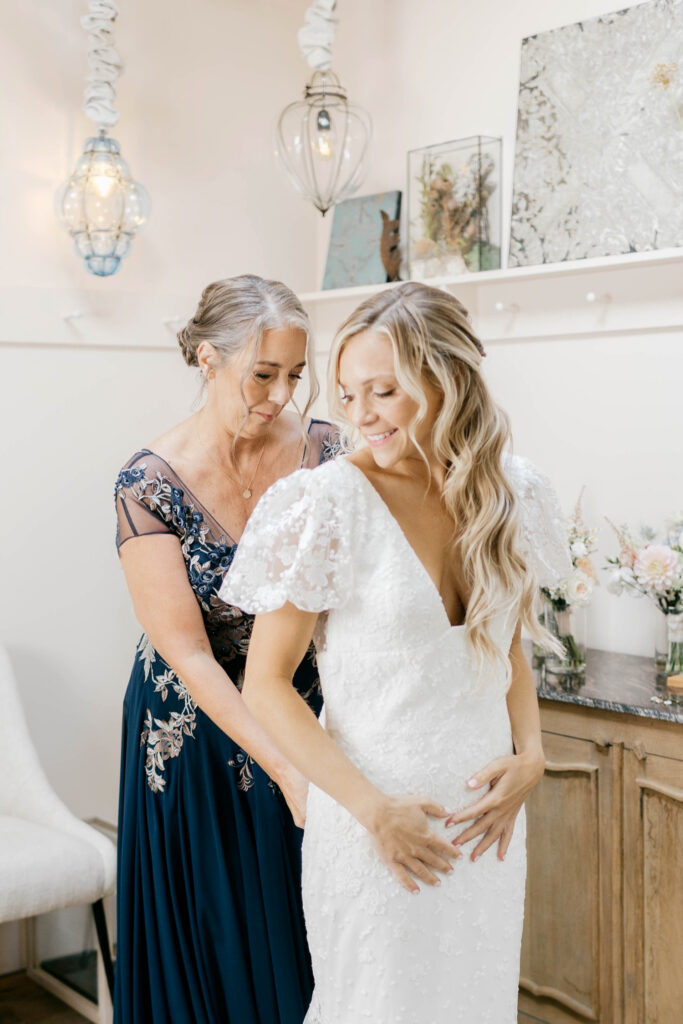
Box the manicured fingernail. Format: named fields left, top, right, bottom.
left=446, top=820, right=456, bottom=828
left=471, top=853, right=478, bottom=862
left=452, top=838, right=462, bottom=846
left=434, top=880, right=441, bottom=887
left=467, top=777, right=478, bottom=788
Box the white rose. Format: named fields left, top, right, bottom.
left=567, top=569, right=594, bottom=606
left=570, top=541, right=587, bottom=558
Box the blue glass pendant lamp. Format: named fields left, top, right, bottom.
left=57, top=1, right=150, bottom=276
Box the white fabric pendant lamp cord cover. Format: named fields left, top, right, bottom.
left=57, top=1, right=150, bottom=277
left=276, top=0, right=372, bottom=215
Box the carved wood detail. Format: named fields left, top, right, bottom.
left=520, top=733, right=603, bottom=1022
left=519, top=976, right=598, bottom=1020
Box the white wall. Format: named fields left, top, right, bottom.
left=309, top=0, right=677, bottom=657
left=2, top=0, right=318, bottom=296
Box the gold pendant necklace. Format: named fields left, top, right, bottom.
left=196, top=421, right=267, bottom=501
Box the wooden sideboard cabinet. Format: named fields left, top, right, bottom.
left=518, top=652, right=683, bottom=1024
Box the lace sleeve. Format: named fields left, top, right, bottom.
left=503, top=453, right=572, bottom=589
left=114, top=452, right=174, bottom=551
left=218, top=464, right=352, bottom=614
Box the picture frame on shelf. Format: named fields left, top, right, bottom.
left=509, top=0, right=683, bottom=266
left=322, top=190, right=402, bottom=290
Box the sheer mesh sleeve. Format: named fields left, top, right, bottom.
left=303, top=419, right=343, bottom=468
left=218, top=464, right=352, bottom=614
left=503, top=453, right=572, bottom=589
left=115, top=453, right=174, bottom=551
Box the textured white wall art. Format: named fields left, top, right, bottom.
left=509, top=0, right=683, bottom=266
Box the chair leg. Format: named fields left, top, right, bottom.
left=91, top=899, right=114, bottom=1000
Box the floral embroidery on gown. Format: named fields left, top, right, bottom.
left=219, top=453, right=571, bottom=1024
left=113, top=420, right=340, bottom=1024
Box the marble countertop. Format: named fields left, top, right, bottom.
left=527, top=646, right=683, bottom=725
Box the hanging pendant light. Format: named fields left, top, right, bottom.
left=57, top=1, right=150, bottom=277
left=276, top=0, right=372, bottom=216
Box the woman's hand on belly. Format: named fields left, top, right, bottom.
left=445, top=750, right=545, bottom=862
left=367, top=795, right=462, bottom=894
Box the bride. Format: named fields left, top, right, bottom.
left=219, top=282, right=570, bottom=1023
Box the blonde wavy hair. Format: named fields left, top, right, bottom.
left=328, top=281, right=561, bottom=683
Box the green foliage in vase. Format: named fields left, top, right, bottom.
left=414, top=151, right=496, bottom=260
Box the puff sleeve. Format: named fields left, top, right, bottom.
left=503, top=453, right=572, bottom=590
left=218, top=463, right=353, bottom=614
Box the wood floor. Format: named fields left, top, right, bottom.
left=0, top=974, right=89, bottom=1024
left=0, top=972, right=546, bottom=1024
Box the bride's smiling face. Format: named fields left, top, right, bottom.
left=337, top=330, right=442, bottom=469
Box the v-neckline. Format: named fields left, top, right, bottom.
left=341, top=458, right=467, bottom=631
left=140, top=420, right=316, bottom=546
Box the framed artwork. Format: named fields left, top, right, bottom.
left=322, top=191, right=402, bottom=289
left=509, top=0, right=683, bottom=266
left=407, top=136, right=502, bottom=280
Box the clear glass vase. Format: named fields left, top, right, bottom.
left=531, top=602, right=551, bottom=669
left=654, top=609, right=683, bottom=676
left=544, top=604, right=587, bottom=680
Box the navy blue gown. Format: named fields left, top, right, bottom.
left=113, top=421, right=340, bottom=1024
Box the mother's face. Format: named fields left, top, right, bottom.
left=200, top=327, right=308, bottom=437
left=337, top=330, right=442, bottom=469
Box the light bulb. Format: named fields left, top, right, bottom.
left=314, top=108, right=333, bottom=161
left=316, top=134, right=333, bottom=159
left=92, top=174, right=116, bottom=198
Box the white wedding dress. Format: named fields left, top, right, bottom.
left=219, top=453, right=569, bottom=1024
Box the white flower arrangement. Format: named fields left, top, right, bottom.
left=604, top=515, right=683, bottom=675
left=542, top=488, right=599, bottom=613
left=604, top=518, right=683, bottom=615
left=540, top=489, right=598, bottom=674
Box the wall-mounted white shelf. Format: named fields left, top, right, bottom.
left=303, top=247, right=683, bottom=348
left=299, top=246, right=683, bottom=305
left=2, top=249, right=681, bottom=351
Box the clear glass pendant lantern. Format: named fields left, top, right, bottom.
left=276, top=70, right=372, bottom=215
left=58, top=133, right=150, bottom=276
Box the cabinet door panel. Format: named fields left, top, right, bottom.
left=624, top=751, right=683, bottom=1024
left=519, top=732, right=615, bottom=1023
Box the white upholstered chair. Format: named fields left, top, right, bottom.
left=0, top=644, right=116, bottom=1023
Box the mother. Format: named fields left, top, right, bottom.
left=114, top=275, right=339, bottom=1024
